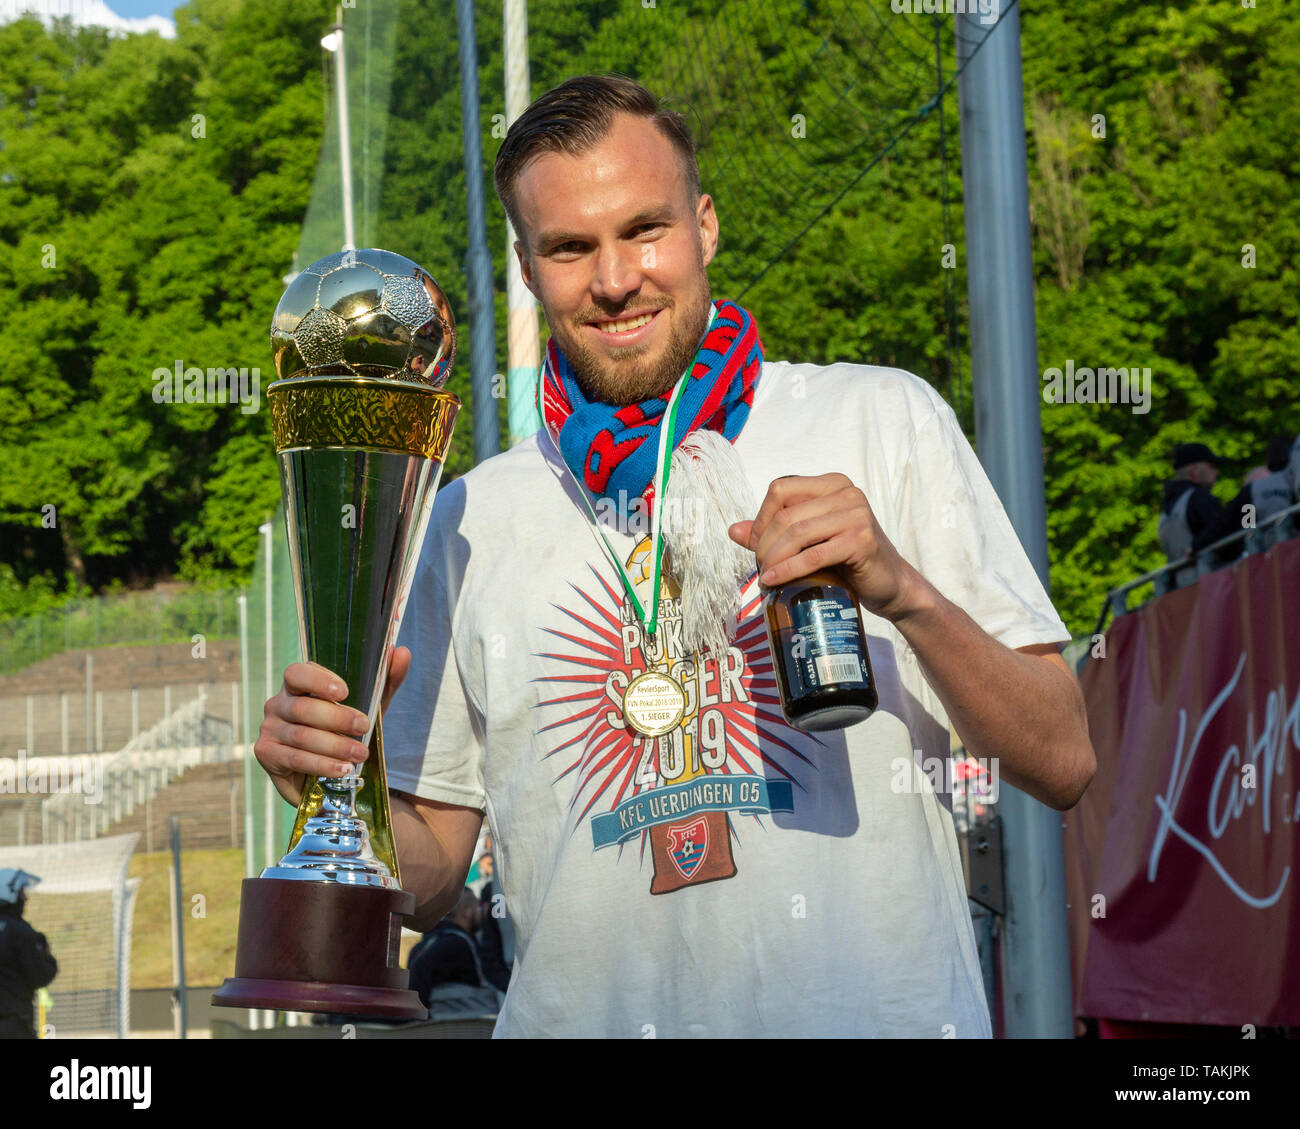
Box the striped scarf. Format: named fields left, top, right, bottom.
left=538, top=299, right=764, bottom=522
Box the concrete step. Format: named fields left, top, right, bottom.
left=100, top=761, right=245, bottom=853
left=0, top=758, right=247, bottom=851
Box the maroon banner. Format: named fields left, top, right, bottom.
left=1067, top=538, right=1300, bottom=1026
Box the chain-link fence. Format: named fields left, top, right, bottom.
left=0, top=588, right=242, bottom=678
left=239, top=507, right=305, bottom=880
left=0, top=505, right=307, bottom=1033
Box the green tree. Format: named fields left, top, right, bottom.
left=0, top=0, right=331, bottom=599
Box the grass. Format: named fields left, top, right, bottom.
left=35, top=846, right=425, bottom=992
left=126, top=847, right=245, bottom=988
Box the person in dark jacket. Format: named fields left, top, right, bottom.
left=0, top=869, right=57, bottom=1039
left=1158, top=442, right=1223, bottom=587
left=407, top=887, right=485, bottom=1008
left=1197, top=436, right=1297, bottom=563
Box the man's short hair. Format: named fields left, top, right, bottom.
left=493, top=72, right=701, bottom=250
left=1171, top=441, right=1220, bottom=470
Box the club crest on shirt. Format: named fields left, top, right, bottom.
left=667, top=816, right=709, bottom=881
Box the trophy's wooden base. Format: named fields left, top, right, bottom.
left=211, top=877, right=427, bottom=1020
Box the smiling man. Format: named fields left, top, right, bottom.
left=500, top=97, right=715, bottom=408
left=254, top=73, right=1094, bottom=1038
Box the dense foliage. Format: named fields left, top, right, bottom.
left=0, top=0, right=1292, bottom=633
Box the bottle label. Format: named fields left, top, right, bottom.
left=789, top=596, right=869, bottom=691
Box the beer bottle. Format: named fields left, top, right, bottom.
left=763, top=567, right=877, bottom=731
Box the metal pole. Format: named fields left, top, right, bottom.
left=261, top=525, right=276, bottom=1035
left=362, top=2, right=372, bottom=247
left=168, top=815, right=188, bottom=1039
left=84, top=653, right=93, bottom=753
left=456, top=0, right=502, bottom=465
left=956, top=6, right=1072, bottom=1038
left=503, top=0, right=539, bottom=445
left=236, top=589, right=262, bottom=1021
left=261, top=522, right=276, bottom=873
left=326, top=4, right=356, bottom=251
left=238, top=594, right=255, bottom=881
left=260, top=523, right=279, bottom=1033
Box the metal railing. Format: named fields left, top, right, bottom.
left=1093, top=500, right=1300, bottom=638
left=40, top=693, right=238, bottom=845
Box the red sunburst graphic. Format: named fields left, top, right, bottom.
left=530, top=563, right=823, bottom=867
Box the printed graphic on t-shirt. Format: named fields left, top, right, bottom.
left=533, top=535, right=821, bottom=895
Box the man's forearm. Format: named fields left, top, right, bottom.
left=889, top=572, right=1095, bottom=810
left=391, top=794, right=469, bottom=931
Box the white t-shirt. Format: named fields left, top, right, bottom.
left=383, top=360, right=1070, bottom=1038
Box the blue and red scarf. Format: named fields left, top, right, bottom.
left=538, top=299, right=764, bottom=521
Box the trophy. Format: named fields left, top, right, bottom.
left=212, top=249, right=459, bottom=1019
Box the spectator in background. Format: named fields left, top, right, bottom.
left=407, top=887, right=500, bottom=1015
left=0, top=869, right=57, bottom=1040
left=1158, top=442, right=1223, bottom=587
left=463, top=832, right=492, bottom=897
left=1243, top=435, right=1294, bottom=524
left=1199, top=436, right=1297, bottom=563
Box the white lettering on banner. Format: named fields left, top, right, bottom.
left=1148, top=652, right=1298, bottom=908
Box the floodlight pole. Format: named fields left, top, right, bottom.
left=323, top=5, right=356, bottom=251
left=956, top=5, right=1073, bottom=1038
left=456, top=0, right=502, bottom=464
left=503, top=0, right=540, bottom=445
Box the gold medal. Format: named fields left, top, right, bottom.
left=622, top=670, right=687, bottom=736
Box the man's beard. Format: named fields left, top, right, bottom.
left=557, top=275, right=712, bottom=406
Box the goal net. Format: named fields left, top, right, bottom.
left=1, top=833, right=139, bottom=1038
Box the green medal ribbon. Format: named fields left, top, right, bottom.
left=535, top=306, right=716, bottom=638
